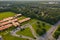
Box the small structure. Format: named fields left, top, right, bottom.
left=14, top=14, right=22, bottom=18
left=0, top=36, right=3, bottom=40
left=57, top=35, right=60, bottom=40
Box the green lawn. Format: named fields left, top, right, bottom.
left=0, top=12, right=16, bottom=20
left=16, top=27, right=34, bottom=38
left=28, top=19, right=51, bottom=36
left=0, top=26, right=28, bottom=40
left=29, top=19, right=51, bottom=31
left=0, top=26, right=27, bottom=40
left=2, top=33, right=27, bottom=40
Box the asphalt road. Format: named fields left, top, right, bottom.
left=39, top=21, right=60, bottom=40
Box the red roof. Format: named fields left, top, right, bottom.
left=0, top=17, right=13, bottom=23
left=0, top=19, right=18, bottom=26
left=19, top=18, right=30, bottom=23
left=0, top=24, right=12, bottom=30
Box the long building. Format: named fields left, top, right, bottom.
left=18, top=18, right=30, bottom=23
left=0, top=17, right=13, bottom=23
left=0, top=24, right=13, bottom=31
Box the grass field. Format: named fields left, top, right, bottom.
left=0, top=12, right=16, bottom=20
left=2, top=34, right=27, bottom=40
left=28, top=19, right=51, bottom=36
left=16, top=27, right=34, bottom=38
left=0, top=27, right=27, bottom=40
left=28, top=19, right=51, bottom=31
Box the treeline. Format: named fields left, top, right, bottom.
left=0, top=4, right=60, bottom=25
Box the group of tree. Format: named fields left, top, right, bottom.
left=0, top=3, right=60, bottom=25
left=36, top=21, right=46, bottom=36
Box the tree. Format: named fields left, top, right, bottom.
left=36, top=28, right=46, bottom=36
left=42, top=23, right=45, bottom=27
left=37, top=21, right=41, bottom=28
